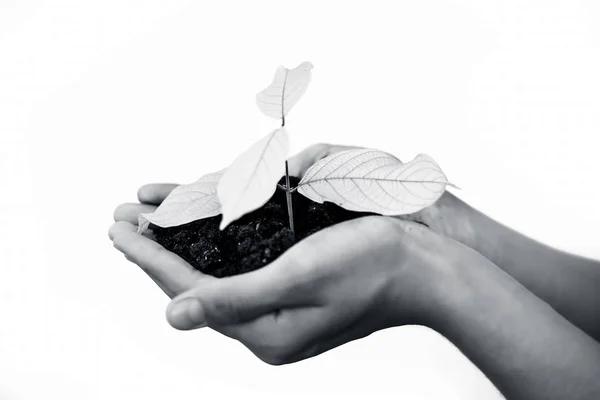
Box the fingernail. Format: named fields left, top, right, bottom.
left=169, top=297, right=207, bottom=329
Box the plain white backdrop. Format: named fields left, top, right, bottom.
left=1, top=1, right=599, bottom=399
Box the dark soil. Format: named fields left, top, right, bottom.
left=151, top=176, right=376, bottom=278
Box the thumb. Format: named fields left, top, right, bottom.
left=165, top=259, right=302, bottom=330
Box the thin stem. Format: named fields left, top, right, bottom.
left=284, top=160, right=295, bottom=237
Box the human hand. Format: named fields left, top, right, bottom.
left=113, top=211, right=454, bottom=365
left=107, top=143, right=349, bottom=298
left=109, top=141, right=466, bottom=302
left=107, top=143, right=367, bottom=299
left=166, top=216, right=452, bottom=366
left=110, top=183, right=207, bottom=299
left=108, top=143, right=461, bottom=364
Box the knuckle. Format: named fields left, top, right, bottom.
left=208, top=295, right=244, bottom=325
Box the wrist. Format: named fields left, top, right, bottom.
left=384, top=218, right=466, bottom=329
left=412, top=239, right=499, bottom=334
left=418, top=191, right=478, bottom=249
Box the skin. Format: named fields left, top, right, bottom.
left=412, top=192, right=600, bottom=342
left=109, top=143, right=600, bottom=399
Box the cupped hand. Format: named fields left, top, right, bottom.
left=173, top=216, right=455, bottom=365
left=108, top=143, right=458, bottom=365
left=113, top=210, right=449, bottom=365
left=108, top=143, right=354, bottom=298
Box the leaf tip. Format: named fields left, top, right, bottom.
left=137, top=215, right=150, bottom=234
left=218, top=213, right=230, bottom=231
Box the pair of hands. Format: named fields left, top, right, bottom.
left=109, top=143, right=463, bottom=365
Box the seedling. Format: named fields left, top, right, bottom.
left=138, top=62, right=457, bottom=238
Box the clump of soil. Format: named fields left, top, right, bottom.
left=152, top=176, right=375, bottom=278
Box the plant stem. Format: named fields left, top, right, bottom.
left=284, top=160, right=295, bottom=236
left=280, top=114, right=294, bottom=236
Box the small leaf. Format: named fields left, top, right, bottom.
left=217, top=127, right=290, bottom=230
left=256, top=61, right=313, bottom=120
left=137, top=170, right=224, bottom=234
left=297, top=149, right=456, bottom=216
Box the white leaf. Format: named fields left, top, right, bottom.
left=137, top=170, right=224, bottom=234
left=217, top=127, right=290, bottom=230
left=256, top=61, right=313, bottom=120
left=297, top=149, right=455, bottom=216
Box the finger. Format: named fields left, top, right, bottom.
left=108, top=220, right=137, bottom=240
left=163, top=216, right=375, bottom=331
left=164, top=252, right=317, bottom=330
left=287, top=143, right=328, bottom=177
left=122, top=252, right=176, bottom=298
left=287, top=143, right=363, bottom=177
left=111, top=221, right=177, bottom=298
left=112, top=229, right=209, bottom=297
left=113, top=203, right=157, bottom=224
left=148, top=274, right=177, bottom=299
left=137, top=183, right=179, bottom=205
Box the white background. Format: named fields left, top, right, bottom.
left=1, top=1, right=599, bottom=399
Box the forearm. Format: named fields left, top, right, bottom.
left=423, top=245, right=600, bottom=400
left=428, top=192, right=600, bottom=341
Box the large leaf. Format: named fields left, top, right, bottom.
left=137, top=170, right=224, bottom=234
left=256, top=61, right=313, bottom=121
left=217, top=127, right=290, bottom=230
left=297, top=149, right=455, bottom=216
